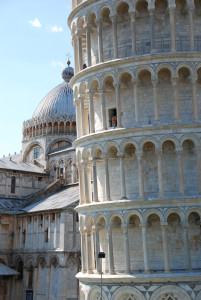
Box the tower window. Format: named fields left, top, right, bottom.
left=34, top=147, right=40, bottom=159
left=11, top=176, right=16, bottom=194
left=109, top=108, right=117, bottom=127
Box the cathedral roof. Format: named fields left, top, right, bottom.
left=32, top=64, right=75, bottom=120
left=23, top=184, right=79, bottom=212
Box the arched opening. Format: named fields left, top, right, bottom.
left=155, top=0, right=169, bottom=53
left=142, top=142, right=158, bottom=197
left=135, top=0, right=149, bottom=55
left=123, top=143, right=138, bottom=199
left=182, top=139, right=198, bottom=194
left=100, top=8, right=112, bottom=61
left=162, top=140, right=179, bottom=195
left=138, top=70, right=154, bottom=124
left=127, top=215, right=143, bottom=272
left=167, top=213, right=184, bottom=270
left=116, top=2, right=131, bottom=58
left=188, top=212, right=201, bottom=269
left=178, top=67, right=193, bottom=122
left=158, top=68, right=173, bottom=123
left=147, top=214, right=163, bottom=271
left=175, top=0, right=189, bottom=52
left=103, top=76, right=115, bottom=129
left=119, top=73, right=133, bottom=127
left=110, top=216, right=123, bottom=272
left=197, top=67, right=201, bottom=119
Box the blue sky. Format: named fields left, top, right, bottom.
left=0, top=0, right=73, bottom=158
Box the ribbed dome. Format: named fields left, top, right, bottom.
left=32, top=65, right=75, bottom=119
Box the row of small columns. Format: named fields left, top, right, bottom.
left=80, top=221, right=192, bottom=274
left=23, top=121, right=75, bottom=140
left=55, top=162, right=77, bottom=184
left=73, top=7, right=196, bottom=73
left=78, top=149, right=201, bottom=204
left=75, top=76, right=199, bottom=138
left=13, top=213, right=66, bottom=250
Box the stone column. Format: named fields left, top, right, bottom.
left=152, top=79, right=159, bottom=122
left=58, top=122, right=60, bottom=134
left=72, top=35, right=78, bottom=74
left=77, top=32, right=83, bottom=71
left=86, top=230, right=94, bottom=273
left=52, top=123, right=54, bottom=135
left=80, top=97, right=86, bottom=136
left=192, top=75, right=198, bottom=122
left=83, top=161, right=89, bottom=203
left=120, top=156, right=127, bottom=199
left=48, top=215, right=51, bottom=249
left=177, top=150, right=185, bottom=195
left=107, top=227, right=115, bottom=274
left=161, top=223, right=170, bottom=273
left=149, top=10, right=155, bottom=52
left=156, top=150, right=164, bottom=197
left=130, top=12, right=136, bottom=56
left=75, top=100, right=81, bottom=138
left=99, top=89, right=107, bottom=130
left=80, top=230, right=87, bottom=273
left=86, top=26, right=92, bottom=67
left=122, top=225, right=130, bottom=274
left=94, top=228, right=101, bottom=273
left=196, top=149, right=201, bottom=194
left=136, top=152, right=144, bottom=198
left=111, top=15, right=118, bottom=59
left=133, top=81, right=140, bottom=123
left=183, top=223, right=191, bottom=271
left=104, top=158, right=111, bottom=201
left=172, top=78, right=180, bottom=122
left=141, top=224, right=150, bottom=273
left=169, top=8, right=176, bottom=52
left=92, top=160, right=98, bottom=202
left=189, top=7, right=194, bottom=51
left=19, top=174, right=22, bottom=198
left=56, top=166, right=60, bottom=179
left=97, top=19, right=103, bottom=63
left=115, top=84, right=122, bottom=127
left=88, top=91, right=95, bottom=133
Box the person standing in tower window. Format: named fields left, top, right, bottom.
left=112, top=114, right=117, bottom=128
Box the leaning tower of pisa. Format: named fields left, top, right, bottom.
left=68, top=0, right=201, bottom=299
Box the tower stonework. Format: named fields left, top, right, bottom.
left=68, top=1, right=201, bottom=299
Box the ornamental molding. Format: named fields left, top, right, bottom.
left=70, top=53, right=201, bottom=87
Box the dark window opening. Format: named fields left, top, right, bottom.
left=28, top=265, right=33, bottom=289
left=34, top=147, right=39, bottom=159
left=76, top=213, right=79, bottom=222
left=109, top=108, right=117, bottom=127
left=38, top=177, right=42, bottom=182
left=11, top=176, right=16, bottom=194
left=44, top=228, right=48, bottom=243
left=51, top=213, right=55, bottom=222
left=26, top=290, right=33, bottom=300
left=60, top=168, right=63, bottom=178
left=54, top=166, right=56, bottom=171
left=22, top=230, right=26, bottom=246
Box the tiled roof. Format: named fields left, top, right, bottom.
left=23, top=185, right=79, bottom=213
left=0, top=155, right=46, bottom=174
left=0, top=198, right=26, bottom=214
left=0, top=263, right=19, bottom=276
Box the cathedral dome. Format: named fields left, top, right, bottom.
left=32, top=64, right=75, bottom=119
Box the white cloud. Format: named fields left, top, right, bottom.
left=48, top=25, right=63, bottom=32
left=29, top=18, right=42, bottom=28
left=51, top=61, right=65, bottom=68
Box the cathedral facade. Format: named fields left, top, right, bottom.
left=68, top=0, right=201, bottom=299
left=0, top=65, right=81, bottom=300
